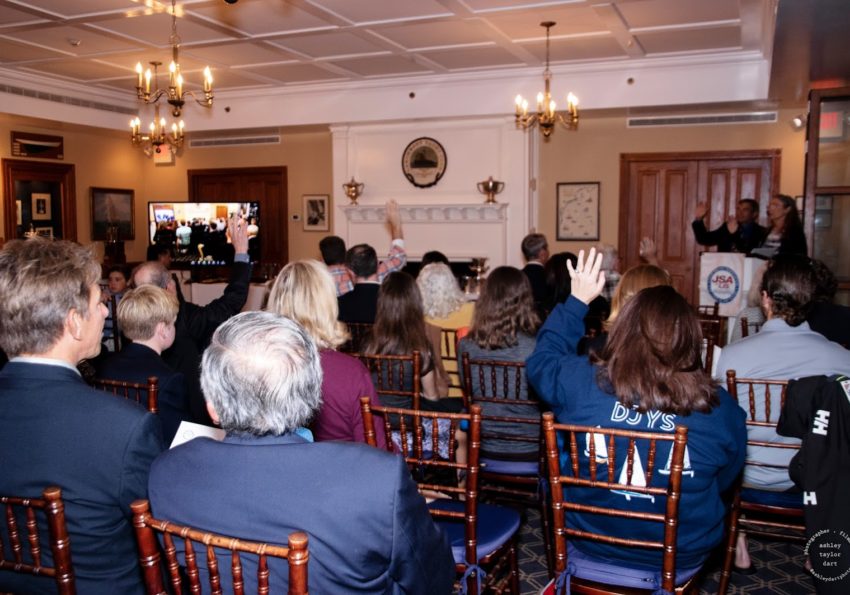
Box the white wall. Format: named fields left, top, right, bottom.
left=331, top=116, right=534, bottom=268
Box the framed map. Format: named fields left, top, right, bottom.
left=557, top=182, right=599, bottom=241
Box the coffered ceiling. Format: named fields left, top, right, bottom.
left=0, top=0, right=828, bottom=132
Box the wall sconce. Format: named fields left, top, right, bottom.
left=791, top=114, right=807, bottom=131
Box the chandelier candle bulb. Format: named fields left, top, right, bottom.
left=135, top=62, right=143, bottom=88
left=144, top=69, right=151, bottom=95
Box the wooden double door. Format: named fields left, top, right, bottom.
left=618, top=150, right=780, bottom=304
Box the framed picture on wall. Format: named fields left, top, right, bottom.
left=91, top=187, right=135, bottom=241
left=557, top=182, right=600, bottom=241
left=303, top=195, right=329, bottom=231
left=31, top=193, right=52, bottom=220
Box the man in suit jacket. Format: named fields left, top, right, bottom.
left=133, top=215, right=251, bottom=424
left=0, top=239, right=163, bottom=594
left=337, top=243, right=382, bottom=323
left=691, top=198, right=767, bottom=254
left=97, top=285, right=190, bottom=445
left=149, top=311, right=455, bottom=594
left=521, top=232, right=549, bottom=316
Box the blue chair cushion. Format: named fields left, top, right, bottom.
left=565, top=542, right=702, bottom=590
left=428, top=500, right=520, bottom=564
left=740, top=487, right=803, bottom=508
left=479, top=457, right=538, bottom=476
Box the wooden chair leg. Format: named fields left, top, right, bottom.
left=539, top=489, right=555, bottom=578
left=718, top=490, right=743, bottom=595
left=509, top=534, right=520, bottom=595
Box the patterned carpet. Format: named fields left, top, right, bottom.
left=512, top=509, right=816, bottom=595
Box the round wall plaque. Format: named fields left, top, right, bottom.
left=401, top=137, right=447, bottom=188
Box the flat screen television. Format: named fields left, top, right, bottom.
left=147, top=201, right=260, bottom=264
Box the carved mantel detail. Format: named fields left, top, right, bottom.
left=340, top=203, right=507, bottom=223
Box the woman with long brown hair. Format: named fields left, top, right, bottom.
left=458, top=266, right=540, bottom=458
left=753, top=193, right=807, bottom=257
left=363, top=271, right=454, bottom=410
left=528, top=248, right=746, bottom=589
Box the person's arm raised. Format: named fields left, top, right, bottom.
left=566, top=247, right=605, bottom=305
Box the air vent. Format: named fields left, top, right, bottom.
left=628, top=112, right=777, bottom=128
left=0, top=83, right=135, bottom=115
left=189, top=134, right=281, bottom=148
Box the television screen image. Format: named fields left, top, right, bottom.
left=148, top=201, right=260, bottom=264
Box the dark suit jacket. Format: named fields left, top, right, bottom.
left=338, top=282, right=380, bottom=324
left=523, top=262, right=547, bottom=316
left=163, top=260, right=251, bottom=424
left=149, top=433, right=455, bottom=594
left=0, top=361, right=163, bottom=594
left=97, top=343, right=190, bottom=445
left=691, top=219, right=767, bottom=254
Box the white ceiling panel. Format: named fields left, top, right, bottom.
left=636, top=26, right=741, bottom=55
left=241, top=61, right=348, bottom=83
left=182, top=41, right=298, bottom=67
left=0, top=36, right=68, bottom=61
left=3, top=24, right=142, bottom=55
left=421, top=46, right=526, bottom=70
left=10, top=0, right=142, bottom=18
left=269, top=31, right=387, bottom=58
left=309, top=0, right=452, bottom=24
left=329, top=54, right=430, bottom=77
left=372, top=20, right=495, bottom=50
left=94, top=11, right=237, bottom=45
left=0, top=5, right=48, bottom=27
left=189, top=1, right=333, bottom=36
left=617, top=0, right=740, bottom=30
left=20, top=57, right=129, bottom=80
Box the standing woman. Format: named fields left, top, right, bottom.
left=364, top=271, right=455, bottom=411
left=266, top=260, right=386, bottom=447
left=528, top=249, right=746, bottom=588
left=755, top=194, right=807, bottom=257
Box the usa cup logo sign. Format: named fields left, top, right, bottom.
left=707, top=266, right=740, bottom=304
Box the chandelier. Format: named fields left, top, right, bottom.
left=134, top=0, right=213, bottom=118
left=130, top=63, right=185, bottom=157
left=514, top=21, right=579, bottom=138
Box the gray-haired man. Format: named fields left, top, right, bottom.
left=148, top=311, right=454, bottom=594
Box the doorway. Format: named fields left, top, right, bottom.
left=618, top=150, right=780, bottom=303
left=188, top=166, right=288, bottom=265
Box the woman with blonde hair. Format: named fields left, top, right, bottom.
left=266, top=259, right=385, bottom=446
left=417, top=262, right=474, bottom=328
left=580, top=264, right=672, bottom=355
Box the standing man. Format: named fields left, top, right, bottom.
left=692, top=199, right=767, bottom=254
left=521, top=232, right=549, bottom=315
left=149, top=311, right=455, bottom=593
left=0, top=239, right=163, bottom=594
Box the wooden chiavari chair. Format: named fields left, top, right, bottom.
left=92, top=376, right=159, bottom=414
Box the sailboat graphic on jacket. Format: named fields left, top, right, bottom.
left=583, top=427, right=693, bottom=503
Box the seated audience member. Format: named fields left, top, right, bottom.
left=807, top=259, right=850, bottom=346
left=417, top=262, right=474, bottom=329
left=691, top=198, right=767, bottom=254
left=528, top=249, right=746, bottom=581
left=420, top=250, right=450, bottom=268
left=579, top=264, right=671, bottom=356
left=101, top=264, right=129, bottom=350
left=458, top=266, right=541, bottom=459
left=148, top=311, right=455, bottom=593
left=321, top=200, right=406, bottom=296
left=364, top=272, right=454, bottom=411
left=0, top=239, right=163, bottom=594
left=266, top=259, right=386, bottom=447
left=337, top=243, right=382, bottom=324
left=752, top=194, right=807, bottom=258
left=133, top=215, right=250, bottom=425
left=521, top=232, right=549, bottom=315
left=729, top=262, right=768, bottom=343
left=715, top=255, right=850, bottom=570
left=97, top=285, right=190, bottom=445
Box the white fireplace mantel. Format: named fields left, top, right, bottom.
left=340, top=202, right=507, bottom=223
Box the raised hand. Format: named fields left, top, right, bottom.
left=566, top=247, right=605, bottom=305
left=726, top=216, right=738, bottom=234
left=694, top=202, right=708, bottom=220
left=228, top=213, right=249, bottom=255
